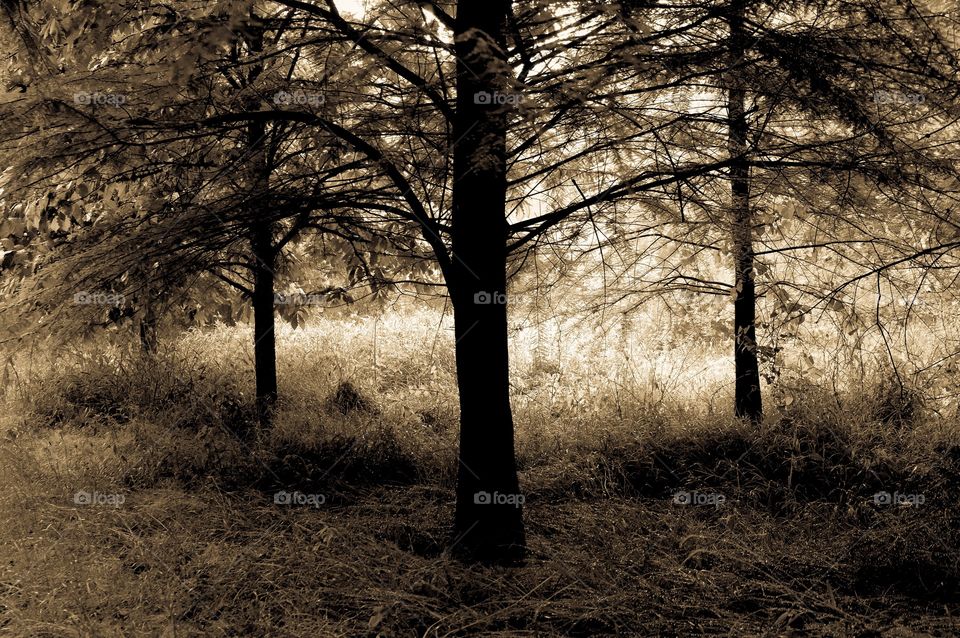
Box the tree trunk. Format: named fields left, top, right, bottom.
left=243, top=24, right=277, bottom=431
left=251, top=219, right=278, bottom=429
left=727, top=0, right=762, bottom=422
left=138, top=291, right=159, bottom=355
left=449, top=0, right=525, bottom=564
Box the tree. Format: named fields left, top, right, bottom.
left=446, top=0, right=525, bottom=562
left=725, top=0, right=761, bottom=420
left=0, top=0, right=397, bottom=430
left=252, top=0, right=738, bottom=561
left=600, top=0, right=960, bottom=421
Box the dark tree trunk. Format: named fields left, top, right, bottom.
left=727, top=0, right=762, bottom=422
left=449, top=0, right=525, bottom=564
left=138, top=292, right=159, bottom=355
left=247, top=96, right=275, bottom=429
left=243, top=23, right=277, bottom=431
left=251, top=219, right=278, bottom=429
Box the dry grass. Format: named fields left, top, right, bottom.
left=1, top=308, right=959, bottom=636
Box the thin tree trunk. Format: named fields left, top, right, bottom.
left=727, top=0, right=762, bottom=422
left=138, top=291, right=159, bottom=355
left=449, top=0, right=525, bottom=564
left=251, top=219, right=277, bottom=429
left=246, top=57, right=277, bottom=429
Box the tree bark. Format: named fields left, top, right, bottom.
left=138, top=291, right=159, bottom=355
left=251, top=218, right=278, bottom=429
left=246, top=73, right=277, bottom=429
left=727, top=0, right=762, bottom=422
left=449, top=0, right=525, bottom=564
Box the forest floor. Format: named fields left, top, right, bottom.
left=1, top=316, right=959, bottom=636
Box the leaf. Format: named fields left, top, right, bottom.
left=25, top=200, right=41, bottom=229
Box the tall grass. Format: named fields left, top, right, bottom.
left=1, top=304, right=959, bottom=635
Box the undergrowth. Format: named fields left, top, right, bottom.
left=1, top=312, right=958, bottom=636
